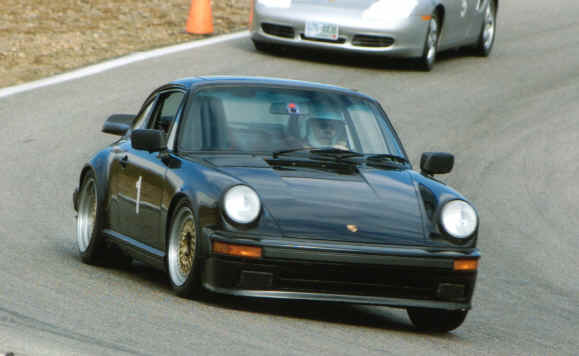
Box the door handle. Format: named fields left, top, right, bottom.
left=120, top=155, right=128, bottom=168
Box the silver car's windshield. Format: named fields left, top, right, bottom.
left=178, top=85, right=404, bottom=157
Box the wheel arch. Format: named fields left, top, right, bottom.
left=434, top=4, right=445, bottom=29
left=79, top=164, right=106, bottom=205
left=165, top=193, right=191, bottom=240
left=77, top=148, right=115, bottom=224
left=162, top=163, right=232, bottom=262
left=79, top=165, right=93, bottom=189
left=164, top=192, right=211, bottom=257
left=163, top=192, right=215, bottom=267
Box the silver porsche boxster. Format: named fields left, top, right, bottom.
left=250, top=0, right=497, bottom=70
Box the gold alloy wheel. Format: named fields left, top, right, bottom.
left=168, top=204, right=197, bottom=287
left=178, top=219, right=196, bottom=276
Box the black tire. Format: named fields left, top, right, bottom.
left=417, top=14, right=440, bottom=71
left=407, top=307, right=468, bottom=332
left=253, top=40, right=273, bottom=52
left=75, top=170, right=107, bottom=264
left=166, top=199, right=203, bottom=298
left=474, top=0, right=496, bottom=57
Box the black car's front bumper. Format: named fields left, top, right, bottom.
left=201, top=231, right=479, bottom=310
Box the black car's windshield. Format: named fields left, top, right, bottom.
left=178, top=85, right=405, bottom=158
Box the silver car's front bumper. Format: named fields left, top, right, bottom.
left=250, top=4, right=430, bottom=58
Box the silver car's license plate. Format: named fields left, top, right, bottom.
left=305, top=21, right=339, bottom=41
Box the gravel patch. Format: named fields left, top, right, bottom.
left=0, top=0, right=251, bottom=88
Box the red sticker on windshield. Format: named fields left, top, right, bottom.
left=287, top=102, right=300, bottom=114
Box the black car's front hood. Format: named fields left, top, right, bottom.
left=214, top=160, right=426, bottom=245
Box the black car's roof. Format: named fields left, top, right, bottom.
left=168, top=76, right=374, bottom=101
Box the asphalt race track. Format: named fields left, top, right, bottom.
left=0, top=0, right=577, bottom=354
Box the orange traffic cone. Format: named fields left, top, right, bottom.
left=186, top=0, right=214, bottom=35
left=249, top=0, right=254, bottom=28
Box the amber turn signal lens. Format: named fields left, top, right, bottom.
left=212, top=241, right=262, bottom=259
left=421, top=15, right=432, bottom=21
left=453, top=259, right=478, bottom=271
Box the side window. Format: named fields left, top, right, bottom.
left=131, top=97, right=157, bottom=131
left=148, top=91, right=185, bottom=134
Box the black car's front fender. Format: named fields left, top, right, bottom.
left=409, top=171, right=479, bottom=248
left=160, top=158, right=284, bottom=258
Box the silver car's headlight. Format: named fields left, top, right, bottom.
left=223, top=185, right=261, bottom=224
left=440, top=200, right=478, bottom=239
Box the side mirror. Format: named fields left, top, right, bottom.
left=420, top=152, right=454, bottom=175
left=102, top=114, right=134, bottom=136
left=131, top=129, right=167, bottom=152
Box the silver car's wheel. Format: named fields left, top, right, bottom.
left=419, top=15, right=440, bottom=71
left=167, top=200, right=201, bottom=296
left=476, top=0, right=496, bottom=56
left=75, top=171, right=105, bottom=264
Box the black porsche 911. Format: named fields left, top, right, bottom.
left=73, top=76, right=480, bottom=332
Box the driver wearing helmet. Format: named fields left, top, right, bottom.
left=306, top=117, right=348, bottom=150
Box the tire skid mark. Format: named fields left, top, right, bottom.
left=0, top=306, right=146, bottom=356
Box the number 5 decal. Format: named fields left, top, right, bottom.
left=136, top=176, right=142, bottom=215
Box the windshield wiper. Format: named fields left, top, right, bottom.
left=309, top=147, right=364, bottom=159
left=364, top=154, right=409, bottom=164
left=272, top=147, right=364, bottom=160
left=272, top=147, right=312, bottom=159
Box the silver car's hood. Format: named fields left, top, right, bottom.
left=257, top=0, right=422, bottom=27
left=281, top=0, right=374, bottom=17
left=292, top=0, right=377, bottom=9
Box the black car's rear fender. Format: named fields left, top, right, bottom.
left=76, top=147, right=116, bottom=224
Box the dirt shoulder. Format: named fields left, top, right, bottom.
left=0, top=0, right=250, bottom=88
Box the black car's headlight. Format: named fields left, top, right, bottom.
left=223, top=185, right=261, bottom=224
left=440, top=200, right=478, bottom=239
